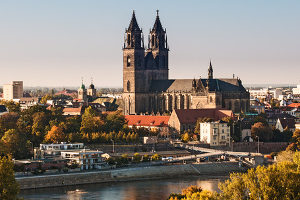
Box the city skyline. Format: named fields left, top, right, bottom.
left=0, top=0, right=299, bottom=87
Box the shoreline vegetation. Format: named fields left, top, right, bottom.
left=168, top=151, right=300, bottom=200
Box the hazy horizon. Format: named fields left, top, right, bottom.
left=1, top=0, right=299, bottom=87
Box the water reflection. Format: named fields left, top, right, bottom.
left=21, top=175, right=227, bottom=200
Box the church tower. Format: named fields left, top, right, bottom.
left=147, top=10, right=169, bottom=80
left=78, top=80, right=87, bottom=102
left=123, top=11, right=145, bottom=114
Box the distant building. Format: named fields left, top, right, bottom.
left=17, top=97, right=40, bottom=110
left=275, top=118, right=296, bottom=132
left=296, top=123, right=300, bottom=130
left=292, top=85, right=300, bottom=95
left=199, top=120, right=231, bottom=146
left=62, top=106, right=83, bottom=116
left=55, top=89, right=77, bottom=98
left=78, top=82, right=88, bottom=102
left=78, top=80, right=97, bottom=102
left=60, top=150, right=105, bottom=170
left=87, top=82, right=97, bottom=99
left=168, top=108, right=233, bottom=134
left=3, top=81, right=23, bottom=100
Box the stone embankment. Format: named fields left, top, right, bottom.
left=17, top=162, right=246, bottom=190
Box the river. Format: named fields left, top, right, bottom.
left=20, top=175, right=227, bottom=200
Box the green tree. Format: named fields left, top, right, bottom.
left=80, top=107, right=103, bottom=134
left=0, top=155, right=20, bottom=200
left=0, top=129, right=30, bottom=159
left=103, top=111, right=126, bottom=132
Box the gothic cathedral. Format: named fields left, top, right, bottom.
left=122, top=11, right=250, bottom=115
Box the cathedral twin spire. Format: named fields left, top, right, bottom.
left=124, top=10, right=168, bottom=50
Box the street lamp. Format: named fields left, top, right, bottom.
left=111, top=139, right=115, bottom=153
left=256, top=136, right=260, bottom=153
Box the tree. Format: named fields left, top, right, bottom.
left=1, top=129, right=30, bottom=159
left=40, top=94, right=52, bottom=104
left=0, top=113, right=19, bottom=136
left=290, top=129, right=300, bottom=151
left=218, top=157, right=300, bottom=200
left=31, top=112, right=48, bottom=145
left=132, top=153, right=141, bottom=163
left=44, top=125, right=65, bottom=143
left=80, top=107, right=103, bottom=134
left=0, top=155, right=20, bottom=200
left=103, top=111, right=126, bottom=132
left=151, top=153, right=161, bottom=161
left=0, top=100, right=21, bottom=113
left=251, top=122, right=273, bottom=142
left=181, top=132, right=190, bottom=143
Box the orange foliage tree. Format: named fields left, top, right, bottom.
left=44, top=125, right=65, bottom=143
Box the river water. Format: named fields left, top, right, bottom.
left=20, top=175, right=227, bottom=200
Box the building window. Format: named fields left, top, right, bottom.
left=210, top=96, right=213, bottom=103
left=127, top=34, right=131, bottom=46
left=127, top=56, right=131, bottom=67
left=127, top=81, right=131, bottom=92
left=151, top=35, right=155, bottom=47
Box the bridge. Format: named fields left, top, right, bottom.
left=156, top=143, right=263, bottom=167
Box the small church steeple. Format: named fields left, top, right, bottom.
left=208, top=60, right=213, bottom=79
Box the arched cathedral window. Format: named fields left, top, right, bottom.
left=127, top=80, right=131, bottom=92
left=151, top=35, right=155, bottom=47
left=127, top=34, right=131, bottom=46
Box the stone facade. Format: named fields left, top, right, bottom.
left=123, top=11, right=250, bottom=115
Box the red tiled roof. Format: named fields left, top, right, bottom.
left=174, top=109, right=233, bottom=124
left=125, top=115, right=170, bottom=127
left=63, top=107, right=82, bottom=113
left=288, top=103, right=300, bottom=108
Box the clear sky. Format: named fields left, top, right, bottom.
left=0, top=0, right=299, bottom=88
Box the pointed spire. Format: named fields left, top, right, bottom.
left=152, top=10, right=164, bottom=33
left=208, top=60, right=213, bottom=79
left=128, top=10, right=140, bottom=32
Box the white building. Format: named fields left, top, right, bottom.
left=3, top=81, right=23, bottom=100
left=293, top=85, right=300, bottom=95
left=40, top=143, right=84, bottom=151
left=249, top=88, right=282, bottom=100
left=60, top=150, right=105, bottom=170
left=200, top=120, right=230, bottom=146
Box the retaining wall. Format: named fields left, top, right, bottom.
left=17, top=162, right=246, bottom=190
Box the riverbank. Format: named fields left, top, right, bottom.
left=17, top=161, right=247, bottom=190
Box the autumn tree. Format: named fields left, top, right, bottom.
left=40, top=94, right=52, bottom=104
left=31, top=112, right=48, bottom=145
left=218, top=154, right=300, bottom=200
left=0, top=129, right=30, bottom=159
left=0, top=100, right=21, bottom=113
left=0, top=155, right=20, bottom=200
left=0, top=113, right=19, bottom=136
left=251, top=122, right=273, bottom=142
left=44, top=125, right=65, bottom=143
